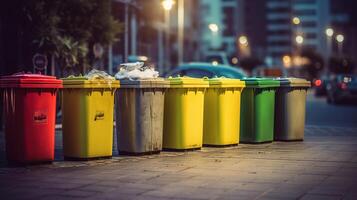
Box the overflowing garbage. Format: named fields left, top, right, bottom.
left=115, top=62, right=159, bottom=80
left=85, top=69, right=115, bottom=81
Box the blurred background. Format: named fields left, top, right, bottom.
left=1, top=0, right=357, bottom=128
left=1, top=0, right=356, bottom=78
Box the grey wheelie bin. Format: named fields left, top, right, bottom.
left=115, top=79, right=169, bottom=155
left=274, top=78, right=311, bottom=141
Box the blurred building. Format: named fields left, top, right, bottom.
left=329, top=0, right=357, bottom=63
left=111, top=0, right=200, bottom=73
left=239, top=0, right=267, bottom=60
left=199, top=0, right=240, bottom=60
left=265, top=0, right=330, bottom=66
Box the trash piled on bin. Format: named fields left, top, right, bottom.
left=85, top=69, right=116, bottom=81
left=115, top=62, right=159, bottom=80
left=65, top=69, right=116, bottom=88
left=61, top=69, right=119, bottom=160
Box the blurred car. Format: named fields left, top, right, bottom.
left=252, top=66, right=283, bottom=77
left=326, top=74, right=357, bottom=104
left=165, top=62, right=247, bottom=79
left=204, top=52, right=230, bottom=66
left=313, top=75, right=330, bottom=96
left=125, top=55, right=154, bottom=68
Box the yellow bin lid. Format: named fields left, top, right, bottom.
left=205, top=77, right=245, bottom=88
left=62, top=76, right=120, bottom=88
left=167, top=77, right=209, bottom=88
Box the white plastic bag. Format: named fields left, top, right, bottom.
left=115, top=62, right=159, bottom=80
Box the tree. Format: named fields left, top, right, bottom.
left=300, top=48, right=324, bottom=78
left=239, top=57, right=263, bottom=72
left=21, top=0, right=122, bottom=75
left=329, top=56, right=355, bottom=74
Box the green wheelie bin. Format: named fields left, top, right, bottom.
left=240, top=78, right=280, bottom=143
left=274, top=78, right=311, bottom=141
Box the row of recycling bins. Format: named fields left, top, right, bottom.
left=0, top=73, right=310, bottom=163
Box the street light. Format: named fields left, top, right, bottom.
left=325, top=28, right=334, bottom=71
left=238, top=35, right=250, bottom=57
left=162, top=0, right=174, bottom=10
left=325, top=28, right=334, bottom=37
left=336, top=34, right=344, bottom=56
left=336, top=34, right=344, bottom=43
left=282, top=55, right=292, bottom=68
left=292, top=17, right=300, bottom=25
left=208, top=23, right=219, bottom=33
left=162, top=0, right=175, bottom=70
left=239, top=35, right=248, bottom=46
left=295, top=35, right=304, bottom=44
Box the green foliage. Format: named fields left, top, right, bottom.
left=300, top=48, right=324, bottom=78
left=22, top=0, right=122, bottom=73
left=239, top=57, right=264, bottom=71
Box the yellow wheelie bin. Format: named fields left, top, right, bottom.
left=61, top=76, right=119, bottom=160
left=163, top=77, right=209, bottom=151
left=203, top=78, right=245, bottom=146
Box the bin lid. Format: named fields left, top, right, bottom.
left=242, top=77, right=280, bottom=88
left=0, top=73, right=62, bottom=88
left=119, top=78, right=170, bottom=88
left=205, top=77, right=245, bottom=88
left=62, top=76, right=120, bottom=89
left=167, top=77, right=209, bottom=88
left=275, top=77, right=311, bottom=88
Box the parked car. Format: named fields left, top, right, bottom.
left=326, top=74, right=357, bottom=104
left=203, top=52, right=230, bottom=66
left=313, top=74, right=330, bottom=96
left=165, top=62, right=247, bottom=79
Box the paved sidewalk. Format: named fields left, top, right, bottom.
left=0, top=126, right=357, bottom=200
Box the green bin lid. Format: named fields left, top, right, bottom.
left=167, top=77, right=209, bottom=88
left=204, top=77, right=245, bottom=88
left=62, top=76, right=120, bottom=89
left=242, top=77, right=280, bottom=88
left=118, top=78, right=170, bottom=88
left=275, top=78, right=311, bottom=88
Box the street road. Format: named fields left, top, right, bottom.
left=306, top=91, right=357, bottom=128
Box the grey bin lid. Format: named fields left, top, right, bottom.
left=275, top=78, right=311, bottom=88
left=118, top=78, right=170, bottom=88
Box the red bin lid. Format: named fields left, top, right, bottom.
left=0, top=73, right=63, bottom=88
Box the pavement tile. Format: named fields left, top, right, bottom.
left=60, top=189, right=99, bottom=198
left=0, top=126, right=357, bottom=199
left=215, top=189, right=263, bottom=200
left=300, top=194, right=343, bottom=200
left=308, top=186, right=350, bottom=196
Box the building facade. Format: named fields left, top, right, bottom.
left=199, top=0, right=240, bottom=60
left=266, top=0, right=330, bottom=66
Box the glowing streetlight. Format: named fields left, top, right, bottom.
left=239, top=35, right=248, bottom=46
left=282, top=55, right=292, bottom=68
left=208, top=23, right=219, bottom=33
left=162, top=0, right=174, bottom=11
left=231, top=57, right=239, bottom=65
left=336, top=34, right=344, bottom=43
left=325, top=28, right=334, bottom=37
left=295, top=35, right=304, bottom=44
left=162, top=0, right=175, bottom=69
left=292, top=17, right=300, bottom=25
left=211, top=61, right=219, bottom=66
left=336, top=34, right=344, bottom=56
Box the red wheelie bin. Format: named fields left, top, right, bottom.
left=0, top=73, right=62, bottom=164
